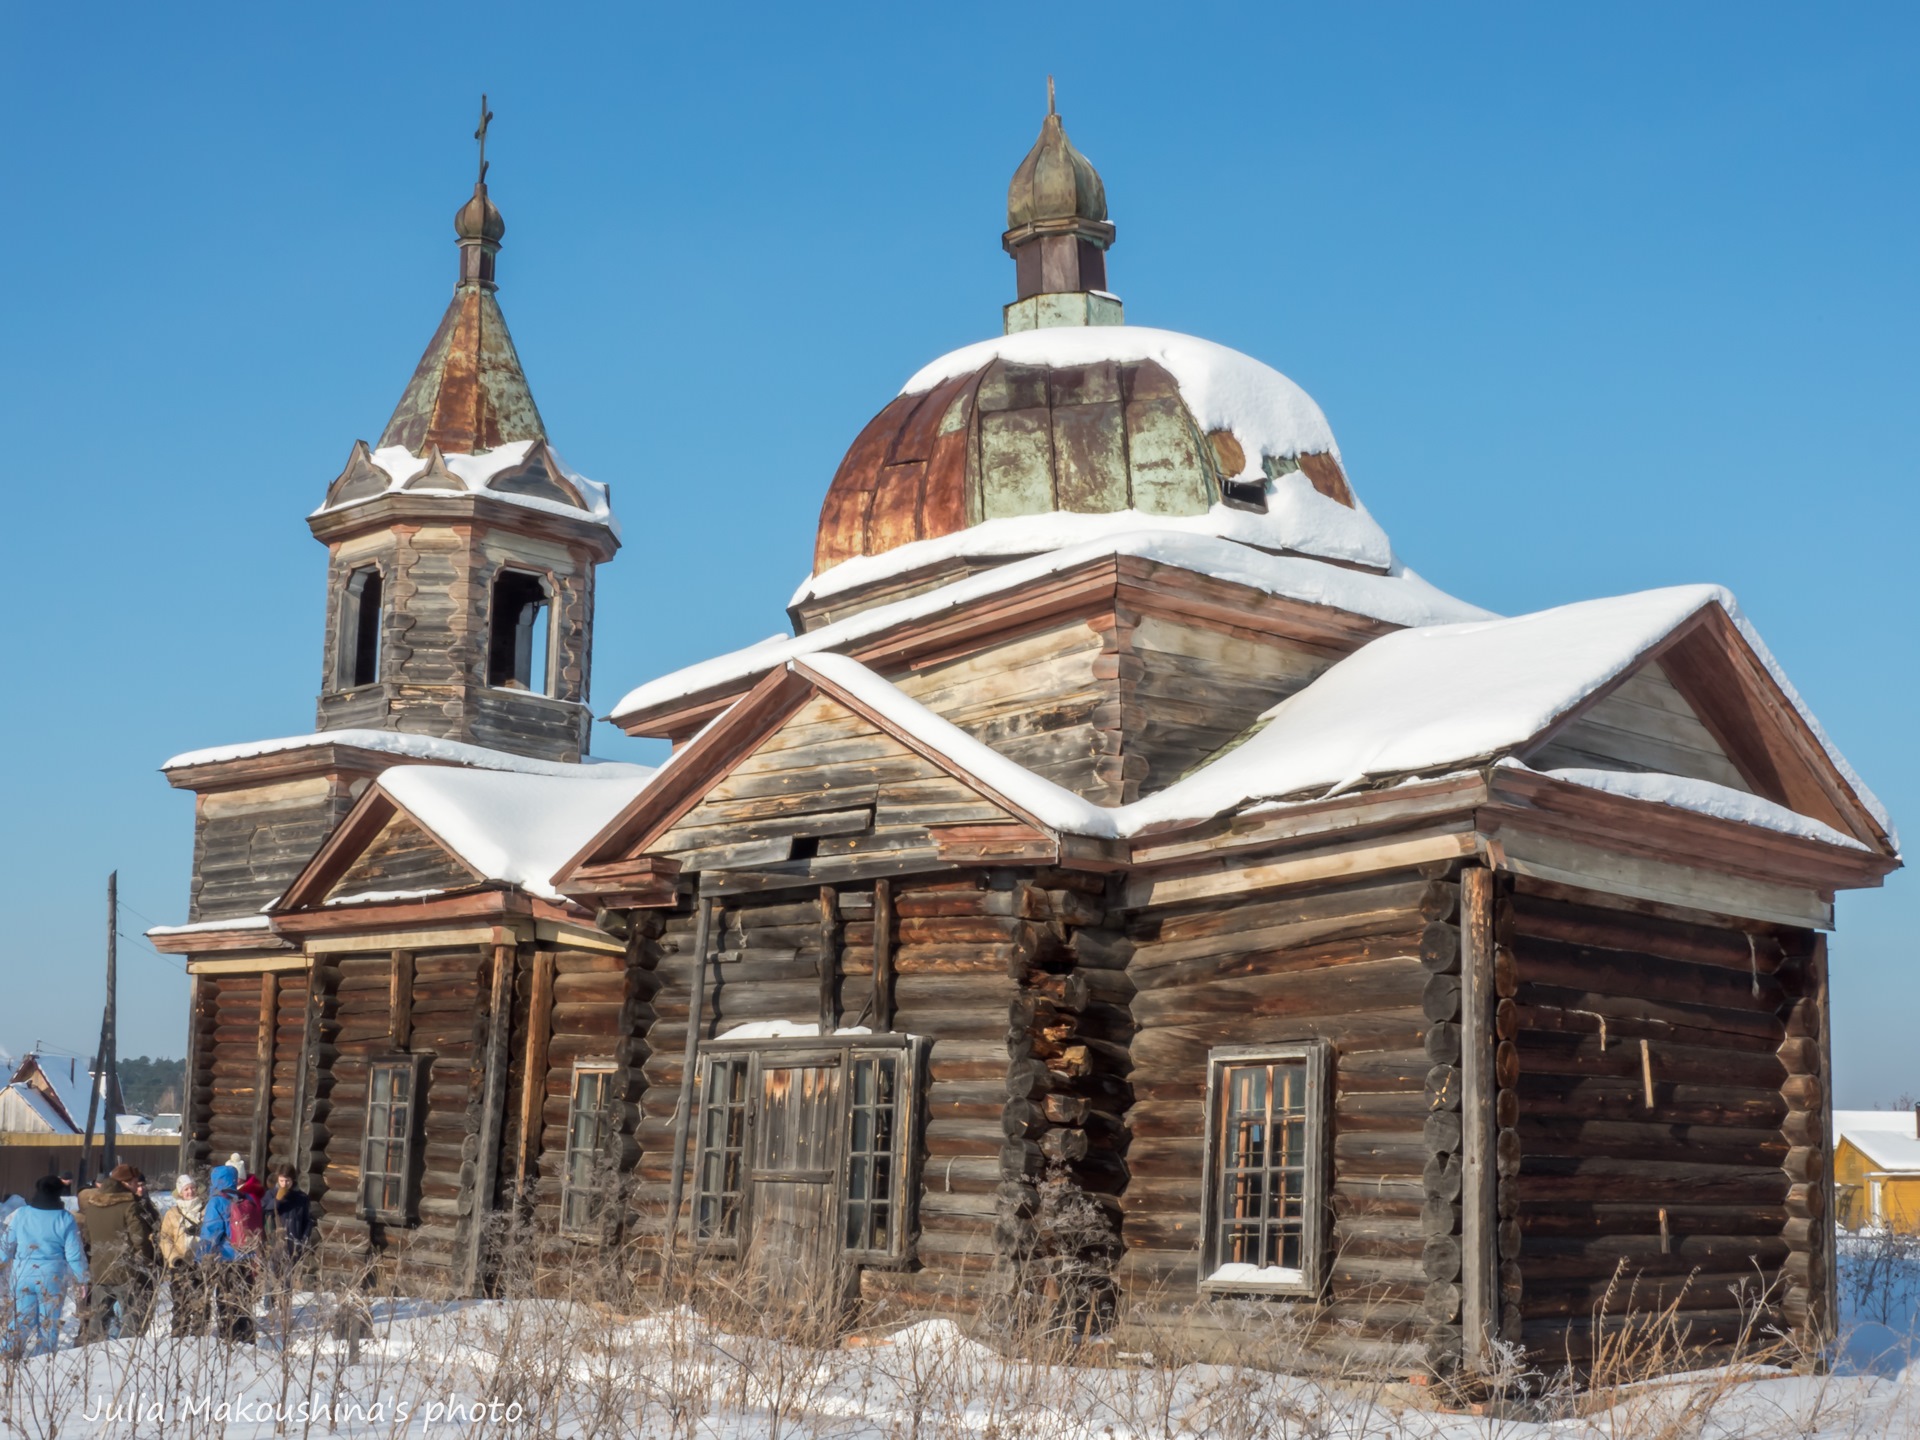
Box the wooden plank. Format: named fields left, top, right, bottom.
left=818, top=886, right=839, bottom=1031
left=462, top=942, right=518, bottom=1296
left=390, top=950, right=414, bottom=1051
left=1488, top=828, right=1833, bottom=930
left=249, top=971, right=277, bottom=1178
left=873, top=878, right=895, bottom=1031
left=1459, top=866, right=1497, bottom=1371
left=518, top=951, right=556, bottom=1186
left=1127, top=830, right=1479, bottom=909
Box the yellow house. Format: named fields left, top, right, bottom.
left=1833, top=1110, right=1920, bottom=1231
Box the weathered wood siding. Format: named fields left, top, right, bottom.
left=314, top=524, right=597, bottom=763
left=1528, top=661, right=1751, bottom=792
left=649, top=693, right=1012, bottom=887
left=1499, top=888, right=1815, bottom=1359
left=191, top=778, right=362, bottom=921
left=1124, top=615, right=1335, bottom=797
left=315, top=945, right=487, bottom=1290
left=326, top=814, right=477, bottom=902
left=199, top=972, right=268, bottom=1168
left=890, top=621, right=1116, bottom=802
left=1122, top=870, right=1442, bottom=1364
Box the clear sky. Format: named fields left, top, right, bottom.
left=2, top=3, right=1913, bottom=1103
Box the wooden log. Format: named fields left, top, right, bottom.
left=1425, top=1022, right=1461, bottom=1065
left=1420, top=922, right=1461, bottom=974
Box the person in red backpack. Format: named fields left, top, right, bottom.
left=231, top=1176, right=267, bottom=1256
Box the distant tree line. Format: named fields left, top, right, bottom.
left=116, top=1055, right=186, bottom=1115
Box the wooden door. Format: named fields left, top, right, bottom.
left=745, top=1052, right=842, bottom=1309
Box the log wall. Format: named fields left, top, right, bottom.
left=191, top=777, right=362, bottom=921
left=1499, top=887, right=1811, bottom=1361
left=1121, top=869, right=1446, bottom=1367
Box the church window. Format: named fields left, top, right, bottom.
left=1199, top=1043, right=1328, bottom=1296
left=361, top=1054, right=430, bottom=1224
left=559, top=1063, right=618, bottom=1236
left=342, top=567, right=384, bottom=688
left=487, top=570, right=551, bottom=693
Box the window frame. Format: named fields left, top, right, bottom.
left=558, top=1061, right=620, bottom=1238
left=690, top=1033, right=925, bottom=1267
left=360, top=1052, right=432, bottom=1226
left=1197, top=1041, right=1330, bottom=1299
left=485, top=567, right=554, bottom=695
left=339, top=564, right=385, bottom=690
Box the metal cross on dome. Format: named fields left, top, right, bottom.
left=475, top=93, right=494, bottom=186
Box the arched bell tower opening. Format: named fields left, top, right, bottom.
left=308, top=103, right=619, bottom=764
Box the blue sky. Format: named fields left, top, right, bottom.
left=2, top=3, right=1913, bottom=1103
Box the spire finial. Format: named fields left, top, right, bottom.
left=1002, top=92, right=1120, bottom=332
left=454, top=97, right=505, bottom=289
left=474, top=93, right=494, bottom=189
left=1047, top=75, right=1056, bottom=116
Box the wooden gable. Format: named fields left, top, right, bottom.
left=323, top=811, right=480, bottom=904
left=274, top=784, right=485, bottom=913
left=562, top=666, right=1065, bottom=900
left=1520, top=605, right=1892, bottom=851
left=1526, top=658, right=1751, bottom=792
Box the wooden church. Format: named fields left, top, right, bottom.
left=154, top=102, right=1900, bottom=1375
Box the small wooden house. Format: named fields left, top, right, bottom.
left=1832, top=1111, right=1920, bottom=1232
left=158, top=106, right=1899, bottom=1376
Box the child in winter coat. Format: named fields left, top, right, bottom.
left=196, top=1165, right=256, bottom=1343
left=1, top=1177, right=89, bottom=1358
left=157, top=1174, right=207, bottom=1337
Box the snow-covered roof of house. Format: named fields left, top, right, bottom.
left=369, top=762, right=659, bottom=902
left=164, top=728, right=622, bottom=777
left=5, top=1055, right=105, bottom=1134
left=613, top=532, right=1490, bottom=725
left=2, top=1082, right=69, bottom=1133
left=1836, top=1111, right=1920, bottom=1173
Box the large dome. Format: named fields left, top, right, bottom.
left=810, top=326, right=1394, bottom=589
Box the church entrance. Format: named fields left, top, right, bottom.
left=742, top=1049, right=844, bottom=1310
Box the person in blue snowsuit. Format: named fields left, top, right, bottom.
left=0, top=1176, right=89, bottom=1358
left=196, top=1165, right=256, bottom=1342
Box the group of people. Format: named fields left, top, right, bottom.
left=0, top=1157, right=314, bottom=1358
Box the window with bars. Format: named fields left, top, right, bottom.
left=693, top=1055, right=750, bottom=1249
left=691, top=1038, right=921, bottom=1264
left=844, top=1052, right=900, bottom=1258
left=559, top=1064, right=618, bottom=1236
left=1199, top=1044, right=1328, bottom=1296
left=361, top=1055, right=429, bottom=1224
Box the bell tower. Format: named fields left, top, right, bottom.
left=308, top=100, right=619, bottom=764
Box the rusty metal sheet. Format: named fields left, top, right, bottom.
left=1051, top=401, right=1127, bottom=513
left=864, top=460, right=930, bottom=556
left=978, top=408, right=1056, bottom=519
left=887, top=371, right=976, bottom=466
left=813, top=394, right=919, bottom=568
left=1048, top=361, right=1121, bottom=408
left=378, top=288, right=547, bottom=454
left=1120, top=359, right=1182, bottom=404
left=1124, top=394, right=1212, bottom=516
left=1298, top=451, right=1357, bottom=508
left=976, top=359, right=1048, bottom=415
left=922, top=418, right=974, bottom=539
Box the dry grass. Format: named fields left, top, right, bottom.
left=2, top=1203, right=1914, bottom=1440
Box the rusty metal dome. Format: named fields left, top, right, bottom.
left=455, top=184, right=506, bottom=244
left=811, top=331, right=1360, bottom=578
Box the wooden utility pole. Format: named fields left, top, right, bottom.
left=104, top=871, right=119, bottom=1173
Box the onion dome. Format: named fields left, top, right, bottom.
left=1002, top=83, right=1117, bottom=322
left=455, top=184, right=506, bottom=246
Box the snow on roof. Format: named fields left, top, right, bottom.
left=1836, top=1111, right=1920, bottom=1172
left=1518, top=763, right=1869, bottom=852
left=904, top=326, right=1339, bottom=461
left=1120, top=585, right=1891, bottom=840
left=165, top=728, right=610, bottom=777
left=145, top=915, right=273, bottom=938
left=883, top=325, right=1391, bottom=574
left=616, top=532, right=1490, bottom=723
left=783, top=587, right=1887, bottom=852
left=3, top=1082, right=70, bottom=1133
left=379, top=762, right=659, bottom=901
left=311, top=439, right=617, bottom=532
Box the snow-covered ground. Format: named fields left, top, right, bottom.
left=4, top=1241, right=1918, bottom=1439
